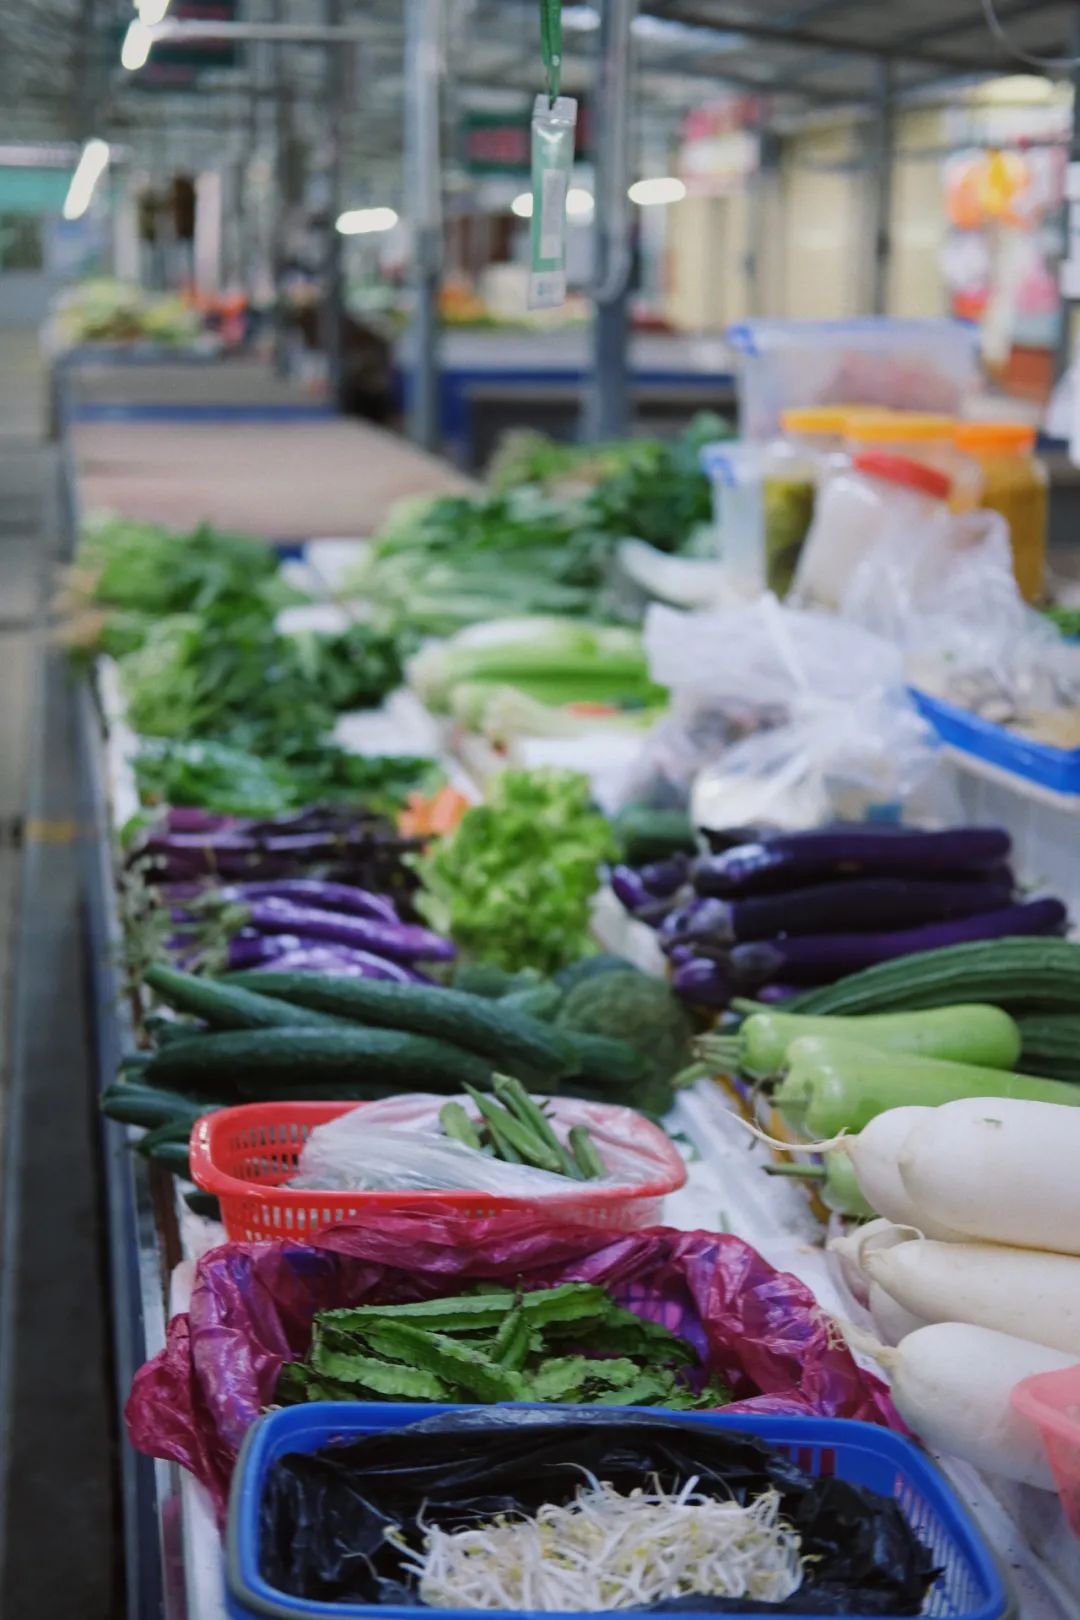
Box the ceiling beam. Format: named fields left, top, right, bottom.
left=646, top=4, right=1024, bottom=73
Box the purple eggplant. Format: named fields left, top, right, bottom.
left=659, top=897, right=730, bottom=953
left=692, top=826, right=1012, bottom=898
left=672, top=956, right=732, bottom=1009
left=242, top=896, right=455, bottom=962
left=638, top=855, right=691, bottom=898
left=666, top=944, right=696, bottom=968
left=755, top=984, right=802, bottom=1004
left=225, top=932, right=303, bottom=970
left=698, top=876, right=1017, bottom=945
left=249, top=947, right=428, bottom=982
left=728, top=896, right=1067, bottom=989
left=195, top=879, right=401, bottom=923
left=611, top=865, right=654, bottom=915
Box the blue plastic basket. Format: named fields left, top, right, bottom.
left=910, top=686, right=1080, bottom=796
left=226, top=1403, right=1014, bottom=1620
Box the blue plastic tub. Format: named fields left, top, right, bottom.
left=910, top=687, right=1080, bottom=796
left=226, top=1403, right=1014, bottom=1620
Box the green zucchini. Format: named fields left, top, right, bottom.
left=144, top=963, right=344, bottom=1032
left=1016, top=1013, right=1080, bottom=1080
left=786, top=938, right=1080, bottom=1018
left=222, top=972, right=575, bottom=1080
left=144, top=1026, right=497, bottom=1094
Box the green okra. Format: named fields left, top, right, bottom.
left=439, top=1101, right=486, bottom=1153
left=569, top=1124, right=606, bottom=1180
left=463, top=1083, right=563, bottom=1173
left=492, top=1074, right=581, bottom=1179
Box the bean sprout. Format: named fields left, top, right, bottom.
left=391, top=1475, right=804, bottom=1611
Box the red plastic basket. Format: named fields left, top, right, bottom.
left=190, top=1100, right=688, bottom=1241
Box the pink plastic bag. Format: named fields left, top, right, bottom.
left=126, top=1211, right=895, bottom=1516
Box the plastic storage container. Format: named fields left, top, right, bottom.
left=725, top=317, right=981, bottom=441
left=763, top=408, right=855, bottom=596
left=954, top=421, right=1048, bottom=603
left=190, top=1099, right=688, bottom=1240
left=846, top=412, right=980, bottom=510
left=699, top=441, right=766, bottom=595
left=226, top=1402, right=1015, bottom=1620
left=1011, top=1364, right=1080, bottom=1537
left=793, top=449, right=952, bottom=611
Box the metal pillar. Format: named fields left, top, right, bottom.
left=322, top=0, right=346, bottom=410
left=405, top=0, right=443, bottom=451
left=271, top=0, right=291, bottom=376
left=1056, top=10, right=1080, bottom=385
left=867, top=59, right=893, bottom=316
left=583, top=0, right=636, bottom=443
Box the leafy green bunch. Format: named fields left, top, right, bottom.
left=416, top=768, right=616, bottom=976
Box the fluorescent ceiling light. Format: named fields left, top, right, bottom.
left=121, top=19, right=153, bottom=70
left=136, top=0, right=171, bottom=24
left=628, top=176, right=687, bottom=206
left=63, top=138, right=110, bottom=220
left=511, top=188, right=594, bottom=221
left=336, top=206, right=398, bottom=235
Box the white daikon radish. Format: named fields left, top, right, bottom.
left=899, top=1096, right=1080, bottom=1255
left=834, top=1107, right=966, bottom=1240
left=827, top=1218, right=897, bottom=1304
left=855, top=1321, right=1072, bottom=1489
left=868, top=1281, right=926, bottom=1345
left=865, top=1236, right=1080, bottom=1355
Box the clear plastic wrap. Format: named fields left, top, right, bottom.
left=289, top=1092, right=677, bottom=1196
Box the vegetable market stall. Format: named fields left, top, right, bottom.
left=57, top=407, right=1080, bottom=1620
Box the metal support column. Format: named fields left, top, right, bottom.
left=405, top=0, right=443, bottom=451
left=271, top=0, right=291, bottom=376
left=583, top=0, right=636, bottom=443
left=322, top=0, right=346, bottom=411
left=1056, top=10, right=1080, bottom=386
left=867, top=59, right=893, bottom=316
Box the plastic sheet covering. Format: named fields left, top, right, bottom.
left=288, top=1092, right=676, bottom=1195
left=125, top=1212, right=896, bottom=1516
left=258, top=1409, right=935, bottom=1613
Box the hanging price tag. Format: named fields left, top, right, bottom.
left=528, top=94, right=578, bottom=309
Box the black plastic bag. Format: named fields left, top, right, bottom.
left=259, top=1409, right=936, bottom=1613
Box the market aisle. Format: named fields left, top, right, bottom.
left=0, top=342, right=118, bottom=1616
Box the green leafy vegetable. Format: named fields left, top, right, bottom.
left=275, top=1283, right=729, bottom=1410
left=415, top=768, right=616, bottom=975
left=134, top=738, right=439, bottom=817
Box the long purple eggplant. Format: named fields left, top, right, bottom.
left=241, top=896, right=455, bottom=962
left=692, top=826, right=1012, bottom=898
left=679, top=876, right=1017, bottom=946
left=671, top=956, right=732, bottom=1009
left=728, top=897, right=1067, bottom=988
left=225, top=932, right=303, bottom=970
left=248, top=947, right=427, bottom=982
left=196, top=879, right=400, bottom=924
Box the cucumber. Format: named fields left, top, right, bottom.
left=100, top=1079, right=218, bottom=1129
left=134, top=1116, right=194, bottom=1156
left=498, top=984, right=564, bottom=1022
left=223, top=972, right=575, bottom=1080
left=560, top=1030, right=649, bottom=1088
left=145, top=1026, right=498, bottom=1094
left=787, top=938, right=1080, bottom=1018
left=145, top=1139, right=192, bottom=1178
left=614, top=805, right=697, bottom=866
left=183, top=1189, right=222, bottom=1220
left=143, top=963, right=344, bottom=1032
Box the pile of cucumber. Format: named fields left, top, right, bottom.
left=102, top=964, right=659, bottom=1193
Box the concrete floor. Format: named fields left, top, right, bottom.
left=0, top=330, right=118, bottom=1616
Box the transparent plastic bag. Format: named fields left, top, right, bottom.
left=621, top=596, right=956, bottom=826
left=726, top=317, right=979, bottom=441
left=290, top=1092, right=676, bottom=1196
